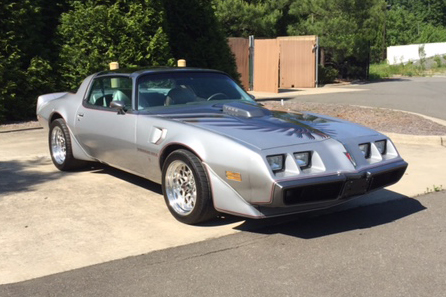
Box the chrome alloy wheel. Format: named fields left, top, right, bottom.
left=165, top=160, right=197, bottom=216
left=51, top=126, right=66, bottom=165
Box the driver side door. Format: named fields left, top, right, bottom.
left=74, top=75, right=144, bottom=175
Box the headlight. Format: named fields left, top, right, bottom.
left=294, top=151, right=311, bottom=169
left=266, top=154, right=284, bottom=172
left=358, top=143, right=371, bottom=159
left=375, top=140, right=387, bottom=155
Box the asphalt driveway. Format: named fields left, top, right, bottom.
left=294, top=76, right=446, bottom=120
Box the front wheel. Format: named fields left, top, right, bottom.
left=162, top=149, right=216, bottom=224
left=49, top=119, right=86, bottom=171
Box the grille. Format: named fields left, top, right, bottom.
left=283, top=181, right=344, bottom=205
left=369, top=167, right=406, bottom=190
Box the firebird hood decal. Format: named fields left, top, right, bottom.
left=184, top=116, right=331, bottom=139
left=165, top=111, right=330, bottom=150
left=162, top=104, right=379, bottom=150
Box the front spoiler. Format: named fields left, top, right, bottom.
left=257, top=160, right=408, bottom=216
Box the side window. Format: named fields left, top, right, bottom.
left=87, top=77, right=132, bottom=109
left=137, top=77, right=175, bottom=110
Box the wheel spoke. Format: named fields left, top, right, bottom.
left=165, top=160, right=197, bottom=216
left=51, top=126, right=67, bottom=165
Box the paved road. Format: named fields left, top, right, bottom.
left=1, top=190, right=445, bottom=297
left=293, top=77, right=446, bottom=120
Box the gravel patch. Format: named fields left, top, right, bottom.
left=262, top=101, right=446, bottom=136
left=0, top=121, right=41, bottom=132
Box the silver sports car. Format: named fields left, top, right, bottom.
left=36, top=68, right=408, bottom=224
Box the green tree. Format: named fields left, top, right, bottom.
left=386, top=4, right=446, bottom=46
left=388, top=0, right=446, bottom=27
left=58, top=0, right=174, bottom=90
left=213, top=0, right=292, bottom=38
left=416, top=23, right=446, bottom=43
left=0, top=0, right=62, bottom=122
left=162, top=0, right=239, bottom=80
left=288, top=0, right=386, bottom=78
left=386, top=6, right=419, bottom=46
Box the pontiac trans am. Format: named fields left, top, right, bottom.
left=36, top=68, right=408, bottom=224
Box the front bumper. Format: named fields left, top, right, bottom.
left=257, top=160, right=408, bottom=215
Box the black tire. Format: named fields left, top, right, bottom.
left=162, top=149, right=217, bottom=224
left=49, top=119, right=86, bottom=171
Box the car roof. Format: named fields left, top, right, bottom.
left=95, top=67, right=226, bottom=78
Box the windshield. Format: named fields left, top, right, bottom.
left=136, top=72, right=254, bottom=110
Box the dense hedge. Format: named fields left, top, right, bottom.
left=58, top=0, right=174, bottom=90
left=0, top=0, right=238, bottom=123
left=0, top=0, right=61, bottom=122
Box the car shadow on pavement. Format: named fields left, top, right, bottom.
left=0, top=157, right=67, bottom=196
left=88, top=163, right=163, bottom=194
left=349, top=77, right=411, bottom=85
left=237, top=191, right=425, bottom=239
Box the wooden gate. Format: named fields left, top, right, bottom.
left=228, top=35, right=317, bottom=93
left=227, top=38, right=250, bottom=90
left=278, top=36, right=317, bottom=89
left=253, top=39, right=279, bottom=93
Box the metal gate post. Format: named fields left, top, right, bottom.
left=315, top=36, right=319, bottom=88
left=248, top=35, right=254, bottom=91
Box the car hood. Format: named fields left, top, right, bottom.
left=163, top=102, right=380, bottom=150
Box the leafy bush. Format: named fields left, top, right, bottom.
left=58, top=0, right=174, bottom=90
left=0, top=0, right=59, bottom=122
left=368, top=60, right=446, bottom=80
left=434, top=55, right=443, bottom=68
left=368, top=63, right=391, bottom=80
left=318, top=65, right=338, bottom=84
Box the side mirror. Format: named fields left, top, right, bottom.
left=249, top=94, right=256, bottom=100
left=110, top=100, right=127, bottom=114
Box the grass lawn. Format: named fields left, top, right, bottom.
left=369, top=55, right=446, bottom=80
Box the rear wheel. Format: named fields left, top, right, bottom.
left=49, top=119, right=86, bottom=171
left=162, top=149, right=216, bottom=224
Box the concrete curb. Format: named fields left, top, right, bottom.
left=351, top=105, right=446, bottom=147
left=0, top=126, right=43, bottom=134
left=381, top=132, right=445, bottom=147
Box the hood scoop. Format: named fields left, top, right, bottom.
left=222, top=102, right=271, bottom=118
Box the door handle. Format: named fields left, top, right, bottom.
left=77, top=113, right=84, bottom=121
